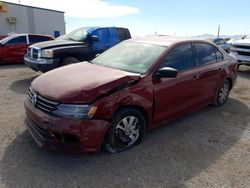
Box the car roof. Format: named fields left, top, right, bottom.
left=8, top=33, right=53, bottom=38
left=127, top=36, right=214, bottom=47
left=202, top=37, right=225, bottom=41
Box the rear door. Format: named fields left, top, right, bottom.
left=194, top=42, right=225, bottom=103
left=153, top=43, right=201, bottom=125
left=2, top=35, right=28, bottom=63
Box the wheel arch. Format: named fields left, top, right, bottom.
left=113, top=105, right=148, bottom=128
left=225, top=77, right=233, bottom=90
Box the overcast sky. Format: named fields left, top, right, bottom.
left=4, top=0, right=250, bottom=36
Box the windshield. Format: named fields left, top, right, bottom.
left=92, top=42, right=167, bottom=74
left=55, top=35, right=67, bottom=40
left=0, top=36, right=11, bottom=44
left=64, top=27, right=90, bottom=42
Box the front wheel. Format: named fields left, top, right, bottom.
left=214, top=80, right=230, bottom=106
left=61, top=57, right=79, bottom=67
left=104, top=108, right=146, bottom=153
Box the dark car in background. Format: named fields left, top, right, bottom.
left=205, top=37, right=230, bottom=53
left=0, top=34, right=54, bottom=64
left=230, top=34, right=250, bottom=68
left=24, top=26, right=131, bottom=72
left=24, top=36, right=237, bottom=154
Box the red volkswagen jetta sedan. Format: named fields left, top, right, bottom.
left=24, top=36, right=237, bottom=153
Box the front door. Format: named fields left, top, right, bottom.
left=153, top=43, right=201, bottom=125
left=2, top=35, right=28, bottom=63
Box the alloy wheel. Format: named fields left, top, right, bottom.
left=114, top=116, right=140, bottom=148
left=218, top=81, right=230, bottom=104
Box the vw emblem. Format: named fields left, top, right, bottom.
left=31, top=94, right=37, bottom=105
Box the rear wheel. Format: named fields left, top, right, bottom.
left=61, top=57, right=79, bottom=66
left=214, top=80, right=230, bottom=106
left=104, top=108, right=146, bottom=153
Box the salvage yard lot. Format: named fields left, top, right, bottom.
left=0, top=64, right=249, bottom=188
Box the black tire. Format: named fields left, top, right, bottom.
left=214, top=80, right=230, bottom=106
left=104, top=108, right=146, bottom=153
left=61, top=57, right=79, bottom=67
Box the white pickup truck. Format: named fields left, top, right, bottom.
left=230, top=35, right=250, bottom=68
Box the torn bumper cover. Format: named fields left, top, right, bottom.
left=24, top=56, right=60, bottom=72
left=24, top=98, right=111, bottom=153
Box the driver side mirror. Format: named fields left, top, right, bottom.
left=90, top=35, right=99, bottom=42
left=155, top=67, right=178, bottom=78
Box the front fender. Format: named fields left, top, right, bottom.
left=93, top=84, right=154, bottom=128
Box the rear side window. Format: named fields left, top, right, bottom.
left=6, top=36, right=27, bottom=45
left=195, top=43, right=217, bottom=65
left=29, top=35, right=51, bottom=44
left=116, top=28, right=131, bottom=41
left=160, top=43, right=195, bottom=71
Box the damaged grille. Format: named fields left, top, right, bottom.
left=232, top=45, right=250, bottom=50
left=27, top=47, right=41, bottom=59
left=28, top=88, right=59, bottom=113
left=237, top=51, right=250, bottom=56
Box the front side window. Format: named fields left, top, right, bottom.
left=160, top=43, right=195, bottom=71
left=6, top=36, right=27, bottom=45
left=195, top=43, right=217, bottom=65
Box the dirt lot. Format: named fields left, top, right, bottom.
left=0, top=64, right=249, bottom=188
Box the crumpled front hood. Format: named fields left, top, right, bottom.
left=31, top=62, right=140, bottom=103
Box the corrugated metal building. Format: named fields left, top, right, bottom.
left=0, top=1, right=65, bottom=37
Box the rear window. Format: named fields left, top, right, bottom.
left=29, top=35, right=52, bottom=44
left=195, top=43, right=217, bottom=65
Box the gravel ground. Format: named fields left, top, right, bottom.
left=0, top=64, right=249, bottom=188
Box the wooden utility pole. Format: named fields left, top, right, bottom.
left=217, top=25, right=220, bottom=37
